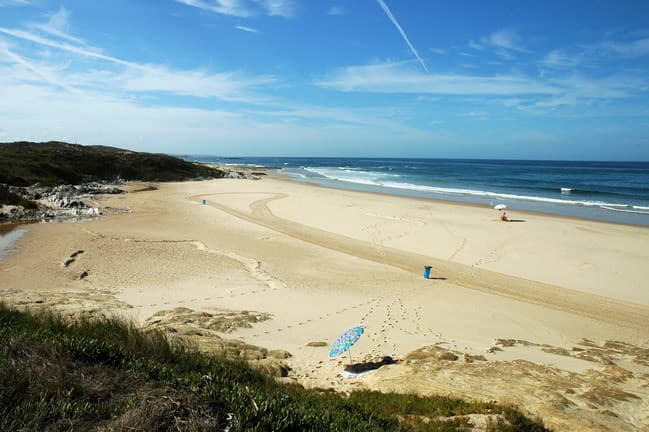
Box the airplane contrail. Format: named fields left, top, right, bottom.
left=376, top=0, right=428, bottom=73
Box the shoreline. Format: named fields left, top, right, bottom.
left=196, top=159, right=649, bottom=227
left=261, top=166, right=649, bottom=229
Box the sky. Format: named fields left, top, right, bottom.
left=1, top=0, right=649, bottom=160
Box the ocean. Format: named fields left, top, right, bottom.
left=186, top=156, right=649, bottom=226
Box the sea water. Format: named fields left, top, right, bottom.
left=186, top=157, right=649, bottom=226
left=0, top=224, right=27, bottom=261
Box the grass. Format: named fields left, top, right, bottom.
left=0, top=302, right=551, bottom=431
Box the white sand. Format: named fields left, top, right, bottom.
left=2, top=176, right=648, bottom=431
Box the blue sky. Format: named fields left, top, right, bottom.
left=1, top=0, right=648, bottom=160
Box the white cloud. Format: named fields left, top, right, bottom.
left=317, top=60, right=649, bottom=113
left=175, top=0, right=296, bottom=18
left=0, top=76, right=439, bottom=154
left=0, top=25, right=275, bottom=102
left=0, top=12, right=440, bottom=153
left=461, top=110, right=488, bottom=118
left=429, top=48, right=445, bottom=55
left=258, top=0, right=295, bottom=18
left=599, top=38, right=649, bottom=57
left=0, top=44, right=77, bottom=92
left=376, top=0, right=428, bottom=73
left=469, top=30, right=529, bottom=59
left=317, top=62, right=558, bottom=95
left=235, top=25, right=261, bottom=33
left=551, top=75, right=648, bottom=99
left=0, top=27, right=130, bottom=65
left=176, top=0, right=253, bottom=17
left=28, top=6, right=85, bottom=45
left=0, top=0, right=32, bottom=6
left=485, top=30, right=527, bottom=52
left=327, top=6, right=344, bottom=16
left=540, top=50, right=580, bottom=69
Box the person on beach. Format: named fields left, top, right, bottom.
left=501, top=212, right=510, bottom=222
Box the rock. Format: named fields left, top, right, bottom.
left=438, top=352, right=458, bottom=361
left=79, top=270, right=89, bottom=280
left=0, top=181, right=123, bottom=223
left=268, top=349, right=292, bottom=359
left=254, top=358, right=291, bottom=377
left=463, top=353, right=487, bottom=363
left=306, top=341, right=328, bottom=347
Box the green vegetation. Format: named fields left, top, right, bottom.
left=0, top=141, right=224, bottom=186
left=0, top=185, right=37, bottom=209
left=0, top=303, right=550, bottom=431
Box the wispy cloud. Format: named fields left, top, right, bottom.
left=176, top=0, right=295, bottom=18
left=598, top=38, right=649, bottom=57
left=461, top=110, right=488, bottom=118
left=0, top=23, right=275, bottom=102
left=317, top=59, right=649, bottom=114
left=469, top=29, right=529, bottom=59
left=259, top=0, right=296, bottom=18
left=28, top=6, right=85, bottom=45
left=175, top=0, right=252, bottom=17
left=0, top=43, right=76, bottom=92
left=327, top=6, right=344, bottom=16
left=375, top=0, right=428, bottom=73
left=539, top=49, right=581, bottom=69
left=317, top=62, right=557, bottom=95
left=0, top=0, right=32, bottom=6
left=429, top=48, right=446, bottom=55
left=235, top=25, right=261, bottom=33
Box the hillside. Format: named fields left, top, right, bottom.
left=0, top=303, right=549, bottom=432
left=0, top=142, right=224, bottom=186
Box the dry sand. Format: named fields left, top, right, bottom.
left=1, top=175, right=648, bottom=431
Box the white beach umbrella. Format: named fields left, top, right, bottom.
left=494, top=204, right=507, bottom=211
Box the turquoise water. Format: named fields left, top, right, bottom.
left=186, top=156, right=649, bottom=226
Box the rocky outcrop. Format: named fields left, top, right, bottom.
left=0, top=182, right=124, bottom=222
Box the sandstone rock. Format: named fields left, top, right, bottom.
left=438, top=352, right=459, bottom=361
left=306, top=341, right=328, bottom=347
left=268, top=349, right=292, bottom=359
left=254, top=358, right=290, bottom=377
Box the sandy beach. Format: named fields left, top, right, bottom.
left=1, top=174, right=648, bottom=431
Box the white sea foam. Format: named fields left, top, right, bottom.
left=303, top=166, right=647, bottom=211
left=601, top=206, right=649, bottom=215
left=223, top=163, right=265, bottom=167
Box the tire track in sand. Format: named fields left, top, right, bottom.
left=190, top=192, right=649, bottom=331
